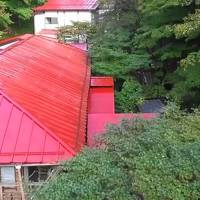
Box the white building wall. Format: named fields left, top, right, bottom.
left=64, top=11, right=78, bottom=25
left=34, top=10, right=93, bottom=34
left=58, top=11, right=65, bottom=27
left=44, top=11, right=59, bottom=29
left=34, top=12, right=45, bottom=34
left=78, top=12, right=92, bottom=23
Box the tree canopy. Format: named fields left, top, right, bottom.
left=34, top=105, right=200, bottom=200
left=135, top=0, right=200, bottom=106
left=0, top=0, right=44, bottom=38
left=89, top=0, right=200, bottom=111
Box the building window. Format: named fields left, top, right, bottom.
left=28, top=166, right=53, bottom=182
left=45, top=17, right=58, bottom=24
left=0, top=167, right=16, bottom=185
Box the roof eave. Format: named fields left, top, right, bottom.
left=33, top=3, right=99, bottom=12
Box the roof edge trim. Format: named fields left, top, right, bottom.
left=75, top=65, right=91, bottom=151
left=33, top=4, right=99, bottom=12
left=0, top=34, right=33, bottom=55
left=91, top=77, right=114, bottom=87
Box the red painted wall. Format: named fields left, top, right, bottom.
left=88, top=77, right=115, bottom=114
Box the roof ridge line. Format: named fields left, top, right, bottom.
left=37, top=35, right=87, bottom=55
left=0, top=90, right=76, bottom=156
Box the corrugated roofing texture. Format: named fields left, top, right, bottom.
left=34, top=0, right=98, bottom=11
left=0, top=35, right=90, bottom=159
left=0, top=91, right=74, bottom=164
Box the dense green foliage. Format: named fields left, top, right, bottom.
left=0, top=0, right=44, bottom=38
left=34, top=106, right=200, bottom=200
left=90, top=0, right=150, bottom=78
left=116, top=79, right=144, bottom=112
left=90, top=0, right=200, bottom=111
left=135, top=0, right=200, bottom=107
left=0, top=1, right=11, bottom=36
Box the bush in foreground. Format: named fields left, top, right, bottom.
left=34, top=106, right=200, bottom=200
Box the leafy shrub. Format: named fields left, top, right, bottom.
left=34, top=106, right=200, bottom=200
left=116, top=79, right=144, bottom=112
left=33, top=148, right=135, bottom=200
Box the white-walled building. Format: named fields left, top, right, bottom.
left=34, top=0, right=98, bottom=38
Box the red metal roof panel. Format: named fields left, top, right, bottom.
left=0, top=91, right=74, bottom=164
left=0, top=34, right=90, bottom=164
left=34, top=0, right=98, bottom=11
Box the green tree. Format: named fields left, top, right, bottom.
left=0, top=1, right=12, bottom=37
left=171, top=8, right=200, bottom=106
left=4, top=0, right=45, bottom=21
left=90, top=0, right=150, bottom=112
left=134, top=0, right=200, bottom=108
left=90, top=0, right=150, bottom=79
left=116, top=79, right=144, bottom=112
left=92, top=0, right=200, bottom=110
left=0, top=0, right=44, bottom=38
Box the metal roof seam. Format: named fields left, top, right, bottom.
left=0, top=104, right=14, bottom=153
left=25, top=121, right=34, bottom=163
left=11, top=112, right=24, bottom=162
left=57, top=144, right=62, bottom=162
left=0, top=91, right=76, bottom=156
left=41, top=131, right=48, bottom=163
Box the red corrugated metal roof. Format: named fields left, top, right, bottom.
left=88, top=77, right=115, bottom=114
left=87, top=113, right=158, bottom=147
left=34, top=0, right=98, bottom=11
left=0, top=34, right=90, bottom=164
